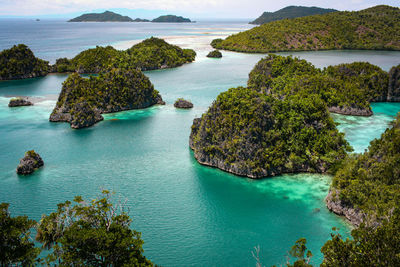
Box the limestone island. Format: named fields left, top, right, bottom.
left=206, top=50, right=222, bottom=58
left=53, top=37, right=196, bottom=73
left=152, top=15, right=192, bottom=23
left=326, top=114, right=400, bottom=226
left=8, top=97, right=33, bottom=107
left=68, top=11, right=134, bottom=22
left=174, top=98, right=193, bottom=109
left=17, top=150, right=44, bottom=175
left=0, top=44, right=49, bottom=80
left=250, top=6, right=337, bottom=25
left=248, top=54, right=400, bottom=116
left=190, top=86, right=351, bottom=178
left=50, top=68, right=164, bottom=129
left=212, top=5, right=400, bottom=52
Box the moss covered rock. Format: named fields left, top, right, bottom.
left=207, top=50, right=222, bottom=58
left=8, top=97, right=33, bottom=107
left=0, top=44, right=49, bottom=80
left=174, top=98, right=193, bottom=109
left=50, top=68, right=163, bottom=128
left=17, top=150, right=44, bottom=175
left=189, top=87, right=351, bottom=179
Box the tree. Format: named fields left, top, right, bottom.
left=0, top=203, right=40, bottom=266
left=287, top=238, right=313, bottom=267
left=36, top=190, right=153, bottom=266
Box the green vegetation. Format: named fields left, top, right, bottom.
left=36, top=190, right=153, bottom=266
left=250, top=6, right=337, bottom=25
left=190, top=86, right=351, bottom=178
left=54, top=37, right=196, bottom=73
left=207, top=50, right=222, bottom=58
left=0, top=190, right=154, bottom=266
left=0, top=203, right=40, bottom=266
left=133, top=18, right=150, bottom=22
left=248, top=55, right=397, bottom=116
left=0, top=44, right=49, bottom=80
left=213, top=5, right=400, bottom=52
left=152, top=15, right=191, bottom=23
left=69, top=11, right=134, bottom=22
left=50, top=68, right=162, bottom=128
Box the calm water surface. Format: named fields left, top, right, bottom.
left=1, top=20, right=400, bottom=266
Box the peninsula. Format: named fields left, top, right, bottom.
left=212, top=5, right=400, bottom=52
left=69, top=11, right=134, bottom=22
left=250, top=6, right=337, bottom=25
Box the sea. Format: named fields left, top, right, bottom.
left=1, top=19, right=400, bottom=266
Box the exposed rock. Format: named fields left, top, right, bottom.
left=16, top=150, right=44, bottom=175
left=174, top=98, right=193, bottom=109
left=328, top=106, right=373, bottom=116
left=207, top=50, right=222, bottom=58
left=8, top=97, right=33, bottom=107
left=325, top=189, right=364, bottom=226
left=388, top=65, right=400, bottom=102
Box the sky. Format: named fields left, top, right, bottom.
left=0, top=0, right=399, bottom=19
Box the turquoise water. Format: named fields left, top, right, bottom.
left=1, top=20, right=400, bottom=266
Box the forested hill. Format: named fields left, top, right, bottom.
left=250, top=6, right=337, bottom=25
left=212, top=5, right=400, bottom=53
left=69, top=11, right=134, bottom=22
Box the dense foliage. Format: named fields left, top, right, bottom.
left=213, top=5, right=400, bottom=52
left=0, top=44, right=49, bottom=80
left=248, top=55, right=397, bottom=115
left=50, top=68, right=162, bottom=128
left=330, top=114, right=400, bottom=218
left=69, top=11, right=134, bottom=22
left=152, top=15, right=191, bottom=23
left=206, top=50, right=222, bottom=58
left=36, top=190, right=153, bottom=266
left=250, top=6, right=337, bottom=25
left=190, top=86, right=350, bottom=178
left=54, top=37, right=196, bottom=73
left=0, top=203, right=40, bottom=266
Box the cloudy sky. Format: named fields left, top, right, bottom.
left=0, top=0, right=399, bottom=18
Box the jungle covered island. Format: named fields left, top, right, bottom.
left=50, top=68, right=164, bottom=129
left=207, top=50, right=222, bottom=58
left=0, top=44, right=49, bottom=80
left=248, top=55, right=400, bottom=116
left=250, top=6, right=337, bottom=25
left=152, top=15, right=192, bottom=23
left=326, top=114, right=400, bottom=226
left=53, top=37, right=196, bottom=73
left=212, top=5, right=400, bottom=53
left=189, top=87, right=351, bottom=179
left=68, top=11, right=134, bottom=22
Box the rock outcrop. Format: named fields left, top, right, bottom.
left=17, top=150, right=44, bottom=175
left=8, top=98, right=33, bottom=107
left=328, top=106, right=372, bottom=116
left=50, top=68, right=164, bottom=128
left=388, top=65, right=400, bottom=102
left=325, top=189, right=364, bottom=226
left=207, top=50, right=222, bottom=58
left=174, top=98, right=193, bottom=109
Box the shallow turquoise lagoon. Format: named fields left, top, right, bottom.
left=1, top=48, right=400, bottom=266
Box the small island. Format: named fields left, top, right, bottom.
left=0, top=44, right=49, bottom=80
left=206, top=50, right=222, bottom=58
left=8, top=97, right=33, bottom=107
left=152, top=15, right=191, bottom=23
left=50, top=68, right=164, bottom=129
left=69, top=11, right=134, bottom=22
left=250, top=6, right=337, bottom=25
left=133, top=18, right=150, bottom=22
left=190, top=86, right=351, bottom=178
left=53, top=37, right=196, bottom=73
left=212, top=5, right=400, bottom=52
left=17, top=150, right=44, bottom=175
left=174, top=98, right=193, bottom=109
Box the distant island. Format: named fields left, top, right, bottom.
left=69, top=11, right=134, bottom=22
left=212, top=5, right=400, bottom=53
left=152, top=15, right=191, bottom=23
left=133, top=18, right=150, bottom=22
left=250, top=6, right=337, bottom=25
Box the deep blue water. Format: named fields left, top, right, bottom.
left=1, top=20, right=400, bottom=266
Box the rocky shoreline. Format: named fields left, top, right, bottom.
left=325, top=189, right=364, bottom=226
left=328, top=106, right=373, bottom=116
